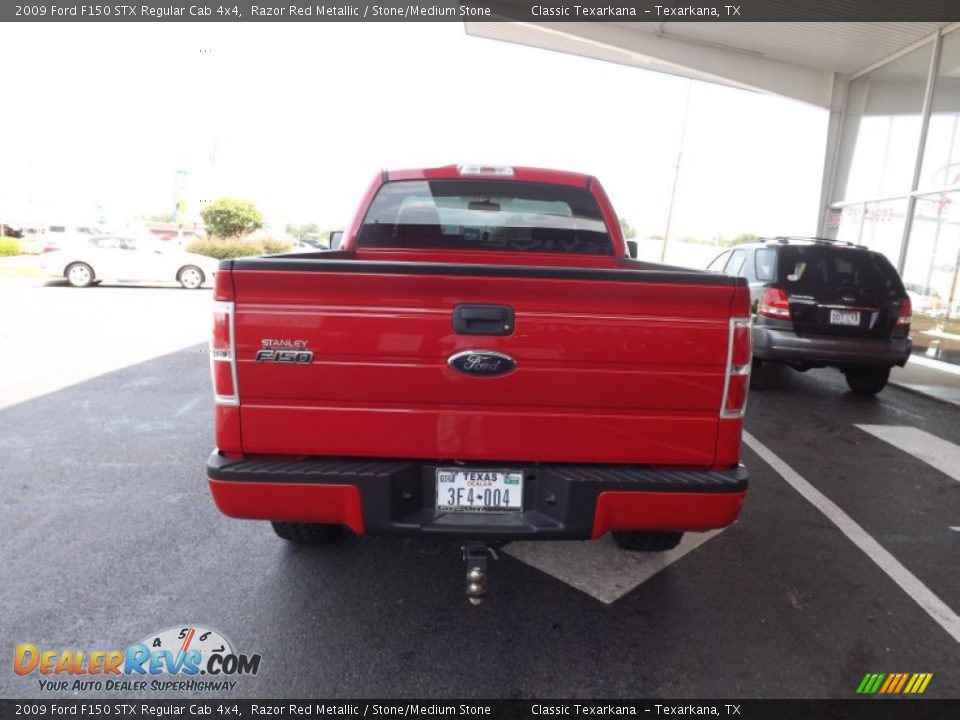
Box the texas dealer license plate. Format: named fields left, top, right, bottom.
left=435, top=469, right=524, bottom=512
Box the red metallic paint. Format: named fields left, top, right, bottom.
left=228, top=268, right=737, bottom=464
left=239, top=406, right=722, bottom=464
left=590, top=490, right=747, bottom=539
left=208, top=478, right=365, bottom=534
left=215, top=406, right=243, bottom=455
left=713, top=418, right=744, bottom=468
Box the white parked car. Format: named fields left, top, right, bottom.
left=40, top=235, right=219, bottom=289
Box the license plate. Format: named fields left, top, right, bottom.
left=829, top=309, right=860, bottom=326
left=435, top=469, right=523, bottom=513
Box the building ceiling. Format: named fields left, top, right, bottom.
left=465, top=21, right=955, bottom=107
left=610, top=22, right=946, bottom=76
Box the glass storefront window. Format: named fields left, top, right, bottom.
left=919, top=30, right=960, bottom=191
left=860, top=198, right=907, bottom=266
left=902, top=190, right=960, bottom=363
left=833, top=42, right=933, bottom=202
left=824, top=204, right=863, bottom=243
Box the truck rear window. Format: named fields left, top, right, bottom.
left=357, top=180, right=613, bottom=255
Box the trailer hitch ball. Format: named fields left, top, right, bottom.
left=462, top=543, right=494, bottom=605
left=467, top=585, right=485, bottom=606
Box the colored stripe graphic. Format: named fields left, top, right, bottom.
left=893, top=674, right=909, bottom=693
left=865, top=673, right=885, bottom=693
left=857, top=673, right=932, bottom=694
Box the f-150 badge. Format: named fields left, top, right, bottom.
left=448, top=350, right=516, bottom=377
left=255, top=339, right=314, bottom=364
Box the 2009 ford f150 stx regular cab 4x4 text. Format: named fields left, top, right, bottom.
left=205, top=165, right=751, bottom=603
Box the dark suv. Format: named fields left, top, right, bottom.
left=707, top=237, right=912, bottom=394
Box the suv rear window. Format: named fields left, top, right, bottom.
left=777, top=246, right=903, bottom=297
left=357, top=179, right=613, bottom=255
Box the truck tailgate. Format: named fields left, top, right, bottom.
left=229, top=260, right=740, bottom=465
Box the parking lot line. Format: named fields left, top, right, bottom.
left=173, top=395, right=203, bottom=418
left=504, top=528, right=725, bottom=604
left=855, top=425, right=960, bottom=484
left=743, top=431, right=960, bottom=645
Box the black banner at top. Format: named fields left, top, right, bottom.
left=3, top=0, right=960, bottom=22
left=1, top=700, right=960, bottom=720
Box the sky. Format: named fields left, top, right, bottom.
left=0, top=22, right=828, bottom=242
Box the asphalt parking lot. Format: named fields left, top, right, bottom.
left=1, top=279, right=958, bottom=699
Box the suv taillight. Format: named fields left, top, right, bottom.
left=896, top=296, right=912, bottom=328
left=759, top=287, right=791, bottom=320
left=211, top=300, right=238, bottom=406
left=721, top=317, right=752, bottom=418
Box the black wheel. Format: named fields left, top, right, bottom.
left=177, top=265, right=205, bottom=289
left=271, top=521, right=347, bottom=544
left=612, top=530, right=684, bottom=552
left=844, top=366, right=890, bottom=395
left=66, top=262, right=94, bottom=288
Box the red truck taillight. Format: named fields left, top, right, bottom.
left=720, top=317, right=752, bottom=418
left=211, top=300, right=238, bottom=406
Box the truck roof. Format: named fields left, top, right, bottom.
left=384, top=164, right=595, bottom=188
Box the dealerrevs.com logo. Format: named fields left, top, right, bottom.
left=14, top=625, right=261, bottom=693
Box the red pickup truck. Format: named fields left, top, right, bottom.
left=206, top=165, right=751, bottom=602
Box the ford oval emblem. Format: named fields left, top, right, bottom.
left=448, top=350, right=516, bottom=377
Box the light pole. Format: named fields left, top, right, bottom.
left=661, top=80, right=693, bottom=263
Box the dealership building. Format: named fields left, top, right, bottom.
left=468, top=21, right=960, bottom=366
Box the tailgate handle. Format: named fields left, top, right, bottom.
left=453, top=304, right=515, bottom=336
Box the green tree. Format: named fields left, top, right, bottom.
left=619, top=217, right=637, bottom=240
left=201, top=198, right=264, bottom=239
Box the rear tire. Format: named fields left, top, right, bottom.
left=177, top=265, right=205, bottom=289
left=844, top=366, right=890, bottom=395
left=612, top=530, right=684, bottom=552
left=66, top=262, right=94, bottom=288
left=271, top=521, right=347, bottom=544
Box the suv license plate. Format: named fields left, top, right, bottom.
left=830, top=309, right=860, bottom=326
left=435, top=469, right=523, bottom=513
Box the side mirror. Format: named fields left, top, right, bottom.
left=329, top=231, right=344, bottom=250
left=625, top=240, right=638, bottom=259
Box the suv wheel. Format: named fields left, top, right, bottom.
left=612, top=531, right=684, bottom=552
left=844, top=366, right=891, bottom=395
left=271, top=521, right=347, bottom=544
